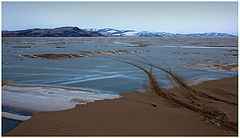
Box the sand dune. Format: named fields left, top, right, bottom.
left=5, top=76, right=237, bottom=136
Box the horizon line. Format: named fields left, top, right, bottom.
left=2, top=26, right=238, bottom=36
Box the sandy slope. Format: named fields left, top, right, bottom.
left=5, top=76, right=238, bottom=136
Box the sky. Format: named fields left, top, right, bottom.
left=2, top=2, right=238, bottom=35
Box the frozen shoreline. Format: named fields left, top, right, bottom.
left=2, top=84, right=120, bottom=113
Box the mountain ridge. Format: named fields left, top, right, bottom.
left=85, top=28, right=237, bottom=37
left=2, top=27, right=237, bottom=37
left=2, top=27, right=104, bottom=37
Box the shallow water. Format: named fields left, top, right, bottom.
left=2, top=37, right=238, bottom=134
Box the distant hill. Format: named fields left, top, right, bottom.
left=85, top=28, right=237, bottom=37
left=2, top=27, right=104, bottom=37
left=2, top=27, right=237, bottom=37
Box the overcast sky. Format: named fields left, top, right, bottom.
left=2, top=2, right=238, bottom=35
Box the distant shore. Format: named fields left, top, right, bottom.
left=2, top=26, right=237, bottom=37
left=5, top=76, right=238, bottom=136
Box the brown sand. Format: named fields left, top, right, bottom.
left=16, top=50, right=149, bottom=60
left=221, top=54, right=238, bottom=57
left=17, top=54, right=88, bottom=59
left=181, top=63, right=238, bottom=71
left=80, top=50, right=149, bottom=55
left=192, top=59, right=229, bottom=64
left=2, top=80, right=14, bottom=86
left=186, top=59, right=238, bottom=71
left=5, top=76, right=238, bottom=136
left=226, top=50, right=238, bottom=53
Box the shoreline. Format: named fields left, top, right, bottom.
left=2, top=74, right=236, bottom=113
left=4, top=76, right=238, bottom=136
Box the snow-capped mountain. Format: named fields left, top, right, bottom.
left=85, top=28, right=137, bottom=37
left=84, top=28, right=237, bottom=37
left=135, top=32, right=237, bottom=37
